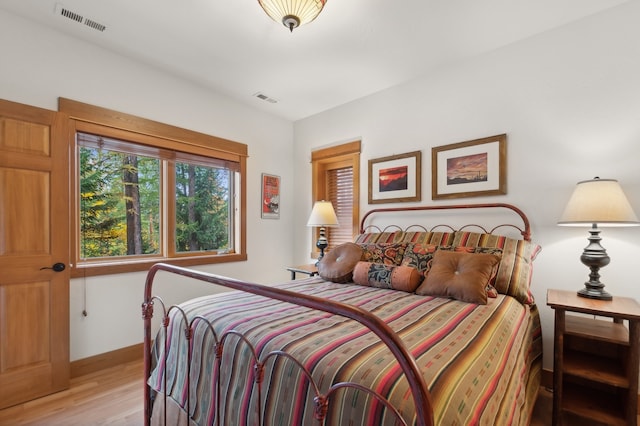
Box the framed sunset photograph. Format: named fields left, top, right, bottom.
left=368, top=151, right=421, bottom=204
left=431, top=134, right=506, bottom=200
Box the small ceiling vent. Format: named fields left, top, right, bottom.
left=253, top=92, right=278, bottom=104
left=59, top=7, right=82, bottom=23
left=55, top=3, right=107, bottom=32
left=84, top=18, right=106, bottom=32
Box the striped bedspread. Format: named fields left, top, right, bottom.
left=149, top=276, right=542, bottom=425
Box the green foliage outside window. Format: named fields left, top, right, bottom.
left=79, top=135, right=232, bottom=259
left=79, top=147, right=160, bottom=258
left=174, top=163, right=230, bottom=252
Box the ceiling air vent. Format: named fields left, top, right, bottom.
left=59, top=7, right=82, bottom=23
left=84, top=18, right=106, bottom=32
left=55, top=3, right=107, bottom=32
left=253, top=92, right=278, bottom=104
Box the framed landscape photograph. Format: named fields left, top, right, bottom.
left=431, top=134, right=506, bottom=200
left=368, top=151, right=421, bottom=204
left=261, top=173, right=280, bottom=219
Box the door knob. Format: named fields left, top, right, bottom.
left=40, top=262, right=66, bottom=272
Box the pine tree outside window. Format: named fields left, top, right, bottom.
left=62, top=98, right=247, bottom=277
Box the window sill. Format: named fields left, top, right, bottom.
left=70, top=253, right=248, bottom=278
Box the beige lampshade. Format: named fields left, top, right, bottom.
left=307, top=201, right=339, bottom=227
left=258, top=0, right=327, bottom=32
left=558, top=178, right=639, bottom=227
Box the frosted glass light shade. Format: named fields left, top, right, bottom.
left=558, top=178, right=639, bottom=227
left=258, top=0, right=327, bottom=32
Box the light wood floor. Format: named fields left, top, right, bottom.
left=0, top=358, right=610, bottom=425
left=0, top=360, right=142, bottom=426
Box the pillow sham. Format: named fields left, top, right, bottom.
left=354, top=231, right=403, bottom=244
left=415, top=250, right=500, bottom=304
left=352, top=261, right=423, bottom=292
left=355, top=231, right=455, bottom=246
left=358, top=242, right=407, bottom=266
left=317, top=242, right=363, bottom=283
left=399, top=231, right=455, bottom=245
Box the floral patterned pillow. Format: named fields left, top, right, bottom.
left=357, top=242, right=407, bottom=266
left=401, top=243, right=443, bottom=277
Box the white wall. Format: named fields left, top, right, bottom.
left=0, top=10, right=296, bottom=361
left=3, top=2, right=640, bottom=371
left=293, top=1, right=640, bottom=371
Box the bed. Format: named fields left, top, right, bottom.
left=142, top=203, right=543, bottom=425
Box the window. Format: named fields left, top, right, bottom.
left=61, top=98, right=247, bottom=277
left=311, top=141, right=361, bottom=255
left=78, top=135, right=162, bottom=259
left=326, top=166, right=354, bottom=247
left=173, top=158, right=234, bottom=253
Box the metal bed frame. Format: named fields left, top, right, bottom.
left=142, top=203, right=531, bottom=426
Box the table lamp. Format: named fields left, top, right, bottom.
left=558, top=177, right=639, bottom=300
left=307, top=200, right=339, bottom=265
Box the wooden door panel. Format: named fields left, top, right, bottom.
left=0, top=99, right=69, bottom=409
left=0, top=281, right=50, bottom=369
left=0, top=117, right=50, bottom=155
left=0, top=168, right=50, bottom=255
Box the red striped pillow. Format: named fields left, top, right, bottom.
left=354, top=231, right=402, bottom=244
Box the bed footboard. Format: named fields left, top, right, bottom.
left=142, top=263, right=434, bottom=426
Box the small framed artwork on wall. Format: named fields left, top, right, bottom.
left=368, top=151, right=421, bottom=204
left=431, top=134, right=506, bottom=200
left=261, top=173, right=280, bottom=219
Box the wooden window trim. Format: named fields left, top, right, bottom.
left=311, top=141, right=361, bottom=258
left=60, top=98, right=248, bottom=278
left=59, top=98, right=247, bottom=158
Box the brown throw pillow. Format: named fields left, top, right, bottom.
left=415, top=250, right=500, bottom=304
left=451, top=231, right=541, bottom=304
left=352, top=261, right=423, bottom=292
left=317, top=243, right=364, bottom=283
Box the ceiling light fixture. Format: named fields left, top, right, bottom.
left=258, top=0, right=327, bottom=32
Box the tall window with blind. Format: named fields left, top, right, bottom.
left=326, top=166, right=354, bottom=249
left=311, top=141, right=361, bottom=257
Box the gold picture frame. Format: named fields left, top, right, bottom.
left=431, top=134, right=506, bottom=200
left=368, top=151, right=421, bottom=204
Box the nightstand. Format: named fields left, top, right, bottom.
left=286, top=264, right=318, bottom=280
left=547, top=289, right=640, bottom=426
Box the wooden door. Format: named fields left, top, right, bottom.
left=0, top=99, right=70, bottom=408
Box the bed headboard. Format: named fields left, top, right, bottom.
left=359, top=203, right=531, bottom=241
